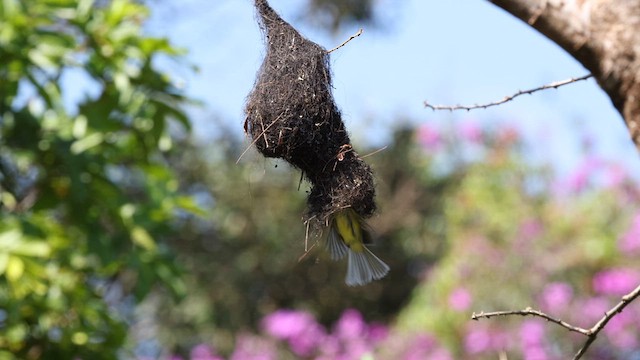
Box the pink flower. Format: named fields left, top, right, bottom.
left=404, top=334, right=437, bottom=360
left=520, top=320, right=545, bottom=347
left=523, top=346, right=548, bottom=360
left=619, top=213, right=640, bottom=254
left=230, top=334, right=276, bottom=360
left=288, top=322, right=325, bottom=357
left=448, top=287, right=472, bottom=311
left=565, top=157, right=601, bottom=192
left=429, top=347, right=453, bottom=360
left=592, top=268, right=640, bottom=296
left=464, top=328, right=492, bottom=354
left=540, top=282, right=573, bottom=313
left=519, top=219, right=543, bottom=240
left=416, top=125, right=442, bottom=151
left=261, top=309, right=316, bottom=340
left=334, top=309, right=365, bottom=339
left=604, top=164, right=626, bottom=187
left=458, top=121, right=483, bottom=144
left=367, top=323, right=389, bottom=342
left=581, top=297, right=610, bottom=323
left=261, top=309, right=325, bottom=357
left=190, top=344, right=221, bottom=360
left=603, top=310, right=638, bottom=349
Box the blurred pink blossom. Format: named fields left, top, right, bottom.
left=448, top=287, right=472, bottom=311
left=607, top=328, right=638, bottom=350
left=520, top=320, right=545, bottom=347
left=520, top=323, right=549, bottom=360
left=523, top=346, right=548, bottom=360
left=519, top=219, right=543, bottom=240
left=603, top=310, right=638, bottom=349
left=540, top=282, right=573, bottom=313
left=565, top=157, right=601, bottom=192
left=189, top=344, right=222, bottom=360
left=261, top=309, right=316, bottom=340
left=334, top=308, right=366, bottom=339
left=428, top=347, right=454, bottom=360
left=261, top=309, right=325, bottom=357
left=367, top=322, right=389, bottom=342
left=604, top=164, right=626, bottom=187
left=289, top=321, right=325, bottom=357
left=458, top=121, right=483, bottom=144
left=416, top=125, right=442, bottom=151
left=592, top=268, right=640, bottom=296
left=464, top=328, right=492, bottom=354
left=619, top=213, right=640, bottom=254
left=581, top=297, right=610, bottom=323
left=404, top=334, right=437, bottom=360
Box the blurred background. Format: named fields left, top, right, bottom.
left=1, top=0, right=639, bottom=359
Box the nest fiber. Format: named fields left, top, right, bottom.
left=245, top=0, right=376, bottom=222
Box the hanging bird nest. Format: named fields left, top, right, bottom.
left=244, top=0, right=376, bottom=224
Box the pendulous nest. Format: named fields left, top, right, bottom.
left=244, top=0, right=376, bottom=223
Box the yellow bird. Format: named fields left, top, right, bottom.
left=325, top=208, right=390, bottom=286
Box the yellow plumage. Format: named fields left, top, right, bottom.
left=325, top=208, right=390, bottom=286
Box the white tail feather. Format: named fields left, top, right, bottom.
left=324, top=226, right=348, bottom=260
left=345, top=246, right=390, bottom=286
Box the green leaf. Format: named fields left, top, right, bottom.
left=12, top=241, right=50, bottom=258
left=6, top=256, right=24, bottom=282
left=70, top=132, right=104, bottom=154
left=0, top=253, right=9, bottom=276
left=0, top=229, right=21, bottom=250
left=131, top=226, right=156, bottom=251
left=0, top=350, right=18, bottom=360
left=175, top=196, right=208, bottom=217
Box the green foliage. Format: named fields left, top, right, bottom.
left=0, top=0, right=191, bottom=358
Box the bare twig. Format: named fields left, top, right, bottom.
left=573, top=284, right=640, bottom=359
left=471, top=307, right=589, bottom=336
left=327, top=28, right=363, bottom=54
left=424, top=74, right=593, bottom=111
left=472, top=283, right=640, bottom=360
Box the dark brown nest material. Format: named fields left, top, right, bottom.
left=244, top=0, right=376, bottom=223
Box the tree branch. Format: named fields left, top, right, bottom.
left=472, top=283, right=640, bottom=360
left=471, top=307, right=590, bottom=335
left=573, top=284, right=640, bottom=359
left=424, top=74, right=592, bottom=111
left=488, top=0, right=640, bottom=151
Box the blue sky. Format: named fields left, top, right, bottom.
left=146, top=0, right=640, bottom=177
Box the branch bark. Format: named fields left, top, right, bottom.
left=472, top=284, right=640, bottom=359
left=489, top=0, right=640, bottom=149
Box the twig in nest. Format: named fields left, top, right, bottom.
left=424, top=74, right=593, bottom=111
left=472, top=283, right=640, bottom=360
left=298, top=217, right=318, bottom=262
left=328, top=28, right=363, bottom=54
left=361, top=145, right=388, bottom=159
left=236, top=114, right=282, bottom=164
